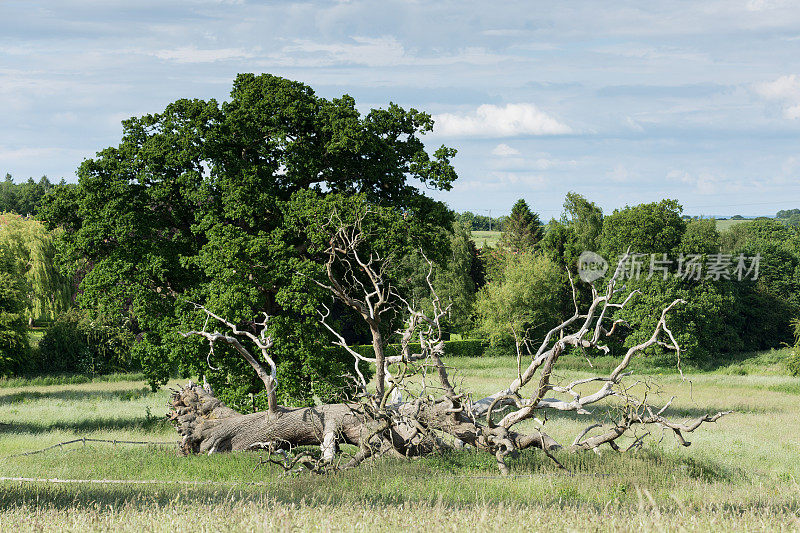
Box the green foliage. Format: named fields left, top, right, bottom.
left=37, top=310, right=135, bottom=376
left=456, top=211, right=504, bottom=232
left=562, top=191, right=603, bottom=252
left=0, top=175, right=61, bottom=216
left=0, top=214, right=73, bottom=324
left=399, top=220, right=478, bottom=334
left=499, top=199, right=542, bottom=253
left=678, top=218, right=720, bottom=256
left=477, top=252, right=566, bottom=347
left=786, top=349, right=800, bottom=376
left=788, top=319, right=800, bottom=376
left=540, top=218, right=578, bottom=270
left=42, top=74, right=457, bottom=406
left=600, top=199, right=686, bottom=258
left=442, top=339, right=486, bottom=357
left=776, top=208, right=800, bottom=227
left=613, top=277, right=743, bottom=365
left=0, top=255, right=30, bottom=376
left=722, top=219, right=800, bottom=307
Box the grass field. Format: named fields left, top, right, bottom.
left=471, top=230, right=501, bottom=249
left=1, top=353, right=799, bottom=531
left=473, top=219, right=756, bottom=250
left=714, top=218, right=753, bottom=231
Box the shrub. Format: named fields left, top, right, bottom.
left=36, top=310, right=135, bottom=375
left=444, top=339, right=486, bottom=357
left=788, top=349, right=800, bottom=376
left=788, top=319, right=800, bottom=376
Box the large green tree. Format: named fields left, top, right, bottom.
left=499, top=199, right=542, bottom=253
left=599, top=199, right=686, bottom=259
left=399, top=219, right=479, bottom=335
left=476, top=251, right=565, bottom=350
left=562, top=191, right=603, bottom=253
left=42, top=73, right=458, bottom=406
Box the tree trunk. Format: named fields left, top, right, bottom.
left=167, top=382, right=557, bottom=469
left=168, top=383, right=370, bottom=456
left=369, top=323, right=386, bottom=399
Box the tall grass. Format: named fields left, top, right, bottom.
left=0, top=355, right=799, bottom=530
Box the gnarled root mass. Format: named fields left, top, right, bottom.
left=169, top=383, right=575, bottom=474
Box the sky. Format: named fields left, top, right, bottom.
left=3, top=1, right=800, bottom=219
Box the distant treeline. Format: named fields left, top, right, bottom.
left=0, top=175, right=73, bottom=216
left=456, top=211, right=506, bottom=231
left=776, top=209, right=800, bottom=226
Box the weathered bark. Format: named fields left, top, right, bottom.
left=167, top=382, right=559, bottom=471
left=369, top=323, right=386, bottom=400
left=168, top=383, right=369, bottom=456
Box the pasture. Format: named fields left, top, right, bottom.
left=714, top=218, right=753, bottom=231
left=471, top=230, right=502, bottom=249
left=0, top=354, right=798, bottom=531
left=473, top=219, right=760, bottom=250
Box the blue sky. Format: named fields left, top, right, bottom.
left=3, top=1, right=800, bottom=218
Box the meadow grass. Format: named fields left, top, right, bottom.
left=0, top=354, right=799, bottom=531
left=715, top=218, right=753, bottom=231
left=471, top=230, right=501, bottom=249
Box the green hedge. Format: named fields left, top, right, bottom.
left=335, top=339, right=487, bottom=359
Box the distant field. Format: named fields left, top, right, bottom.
left=471, top=230, right=501, bottom=248
left=1, top=352, right=799, bottom=530
left=473, top=220, right=755, bottom=247
left=715, top=218, right=752, bottom=231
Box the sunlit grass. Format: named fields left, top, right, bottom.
left=471, top=230, right=501, bottom=249
left=1, top=354, right=799, bottom=530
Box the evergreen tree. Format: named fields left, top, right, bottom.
left=499, top=199, right=542, bottom=253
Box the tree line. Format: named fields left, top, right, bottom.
left=1, top=74, right=798, bottom=408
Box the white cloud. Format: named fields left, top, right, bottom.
left=280, top=37, right=406, bottom=68
left=756, top=75, right=800, bottom=100
left=745, top=0, right=792, bottom=11
left=153, top=46, right=255, bottom=63
left=607, top=164, right=634, bottom=183
left=261, top=37, right=509, bottom=69
left=491, top=143, right=520, bottom=156
left=755, top=75, right=800, bottom=118
left=667, top=169, right=730, bottom=195
left=625, top=116, right=645, bottom=132
left=457, top=171, right=546, bottom=192
left=433, top=104, right=572, bottom=137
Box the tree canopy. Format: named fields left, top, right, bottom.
left=0, top=175, right=61, bottom=216
left=42, top=73, right=458, bottom=405
left=562, top=191, right=603, bottom=253
left=600, top=199, right=686, bottom=258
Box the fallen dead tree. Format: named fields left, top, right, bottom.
left=168, top=212, right=728, bottom=475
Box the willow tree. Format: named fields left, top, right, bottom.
left=0, top=214, right=72, bottom=325
left=0, top=242, right=29, bottom=375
